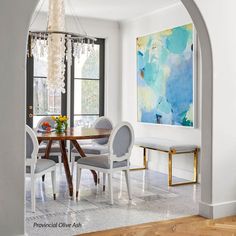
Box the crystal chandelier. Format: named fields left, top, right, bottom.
left=28, top=0, right=96, bottom=93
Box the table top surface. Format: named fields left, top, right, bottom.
left=36, top=127, right=111, bottom=141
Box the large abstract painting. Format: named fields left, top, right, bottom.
left=137, top=23, right=194, bottom=127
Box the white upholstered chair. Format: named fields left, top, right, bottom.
left=75, top=122, right=134, bottom=204
left=26, top=125, right=56, bottom=212
left=36, top=117, right=63, bottom=168
left=71, top=116, right=113, bottom=176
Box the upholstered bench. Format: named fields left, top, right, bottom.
left=133, top=137, right=199, bottom=186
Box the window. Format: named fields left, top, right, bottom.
left=26, top=39, right=66, bottom=128
left=71, top=39, right=105, bottom=127
left=26, top=38, right=105, bottom=128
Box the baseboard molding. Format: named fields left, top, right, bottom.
left=199, top=200, right=236, bottom=219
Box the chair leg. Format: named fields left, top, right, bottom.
left=76, top=167, right=82, bottom=198
left=125, top=170, right=132, bottom=200
left=51, top=170, right=56, bottom=200
left=108, top=173, right=113, bottom=204
left=103, top=173, right=106, bottom=191
left=31, top=177, right=36, bottom=213
left=97, top=171, right=100, bottom=184
left=41, top=155, right=45, bottom=182
left=58, top=155, right=62, bottom=171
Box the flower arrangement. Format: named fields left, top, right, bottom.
left=41, top=121, right=52, bottom=132
left=52, top=115, right=69, bottom=134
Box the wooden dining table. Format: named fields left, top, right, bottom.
left=36, top=127, right=111, bottom=197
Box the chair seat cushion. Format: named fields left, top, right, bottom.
left=78, top=140, right=93, bottom=145
left=38, top=142, right=67, bottom=153
left=77, top=155, right=127, bottom=169
left=135, top=137, right=198, bottom=153
left=26, top=159, right=56, bottom=174
left=72, top=144, right=108, bottom=155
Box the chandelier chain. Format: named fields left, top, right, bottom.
left=67, top=0, right=87, bottom=36
left=29, top=0, right=47, bottom=28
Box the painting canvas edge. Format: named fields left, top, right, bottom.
left=136, top=23, right=197, bottom=128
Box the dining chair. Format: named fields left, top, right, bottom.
left=36, top=117, right=64, bottom=169
left=71, top=116, right=113, bottom=176
left=26, top=125, right=56, bottom=212
left=75, top=122, right=134, bottom=204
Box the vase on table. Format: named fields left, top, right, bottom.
left=52, top=115, right=68, bottom=134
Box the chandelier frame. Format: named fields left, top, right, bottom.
left=28, top=30, right=97, bottom=57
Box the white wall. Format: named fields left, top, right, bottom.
left=30, top=13, right=121, bottom=124
left=0, top=1, right=38, bottom=235
left=120, top=3, right=201, bottom=180
left=1, top=1, right=236, bottom=235
left=191, top=0, right=236, bottom=218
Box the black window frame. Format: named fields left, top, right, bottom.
left=26, top=37, right=105, bottom=128
left=26, top=37, right=67, bottom=127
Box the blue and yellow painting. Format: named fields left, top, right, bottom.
left=137, top=23, right=194, bottom=127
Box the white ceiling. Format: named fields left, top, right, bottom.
left=37, top=0, right=180, bottom=22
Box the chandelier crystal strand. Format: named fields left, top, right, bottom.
left=76, top=42, right=81, bottom=62
left=66, top=39, right=72, bottom=67
left=47, top=0, right=66, bottom=93
left=29, top=0, right=97, bottom=93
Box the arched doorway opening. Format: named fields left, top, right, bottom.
left=0, top=0, right=214, bottom=235
left=25, top=0, right=213, bottom=230
left=28, top=0, right=214, bottom=221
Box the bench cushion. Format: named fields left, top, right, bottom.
left=135, top=137, right=198, bottom=153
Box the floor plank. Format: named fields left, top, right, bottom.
left=79, top=215, right=236, bottom=236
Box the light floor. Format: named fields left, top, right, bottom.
left=25, top=165, right=200, bottom=236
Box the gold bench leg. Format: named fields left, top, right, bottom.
left=193, top=149, right=198, bottom=183
left=144, top=147, right=148, bottom=169
left=169, top=148, right=199, bottom=186
left=131, top=147, right=148, bottom=171
left=168, top=152, right=173, bottom=186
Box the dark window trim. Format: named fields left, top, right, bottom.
left=61, top=57, right=67, bottom=116
left=26, top=55, right=34, bottom=127
left=99, top=38, right=105, bottom=116
left=70, top=55, right=75, bottom=127
left=33, top=76, right=47, bottom=79
left=74, top=78, right=100, bottom=81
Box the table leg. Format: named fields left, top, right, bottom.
left=71, top=140, right=98, bottom=185
left=60, top=140, right=73, bottom=197
left=41, top=140, right=53, bottom=182
left=44, top=140, right=53, bottom=159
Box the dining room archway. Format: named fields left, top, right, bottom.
left=0, top=0, right=214, bottom=235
